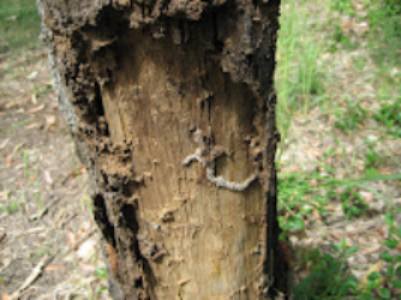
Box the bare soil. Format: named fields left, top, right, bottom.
left=0, top=50, right=110, bottom=299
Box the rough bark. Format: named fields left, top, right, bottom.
left=37, top=0, right=285, bottom=299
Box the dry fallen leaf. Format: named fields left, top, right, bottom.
left=45, top=115, right=57, bottom=129
left=0, top=138, right=10, bottom=150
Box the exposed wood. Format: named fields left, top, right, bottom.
left=38, top=0, right=285, bottom=299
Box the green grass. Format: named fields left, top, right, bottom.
left=339, top=187, right=368, bottom=219
left=278, top=171, right=328, bottom=236
left=95, top=267, right=109, bottom=280
left=277, top=0, right=401, bottom=238
left=278, top=164, right=401, bottom=297
left=363, top=0, right=401, bottom=141
left=0, top=199, right=21, bottom=215
left=0, top=0, right=40, bottom=54
left=330, top=0, right=356, bottom=16
left=329, top=23, right=358, bottom=52
left=366, top=0, right=401, bottom=67
left=364, top=142, right=384, bottom=171
left=278, top=171, right=379, bottom=236
left=294, top=246, right=358, bottom=300
left=275, top=0, right=326, bottom=141
left=358, top=211, right=401, bottom=299
left=335, top=99, right=368, bottom=133
left=374, top=98, right=401, bottom=138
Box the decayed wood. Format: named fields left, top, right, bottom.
left=38, top=0, right=284, bottom=299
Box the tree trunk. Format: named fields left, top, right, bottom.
left=37, top=0, right=285, bottom=299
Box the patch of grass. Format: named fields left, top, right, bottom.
left=326, top=0, right=359, bottom=52
left=339, top=187, right=368, bottom=219
left=294, top=246, right=358, bottom=300
left=275, top=0, right=325, bottom=141
left=330, top=0, right=355, bottom=16
left=0, top=199, right=21, bottom=215
left=359, top=211, right=401, bottom=299
left=285, top=192, right=400, bottom=299
left=353, top=56, right=367, bottom=72
left=22, top=149, right=31, bottom=178
left=278, top=171, right=330, bottom=237
left=278, top=169, right=401, bottom=237
left=0, top=0, right=40, bottom=54
left=366, top=0, right=401, bottom=67
left=374, top=99, right=401, bottom=138
left=276, top=0, right=401, bottom=299
left=95, top=267, right=109, bottom=280
left=364, top=142, right=384, bottom=171
left=279, top=169, right=401, bottom=298
left=329, top=23, right=358, bottom=52
left=335, top=99, right=368, bottom=133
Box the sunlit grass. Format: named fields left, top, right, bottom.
left=0, top=0, right=40, bottom=54
left=276, top=1, right=401, bottom=298
left=275, top=0, right=326, bottom=147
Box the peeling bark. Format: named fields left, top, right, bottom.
left=38, top=0, right=285, bottom=299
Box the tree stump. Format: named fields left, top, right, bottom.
left=38, top=0, right=285, bottom=299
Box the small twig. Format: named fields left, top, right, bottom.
left=57, top=212, right=78, bottom=229
left=29, top=197, right=61, bottom=221
left=10, top=255, right=52, bottom=300
left=18, top=227, right=46, bottom=236
left=60, top=168, right=84, bottom=186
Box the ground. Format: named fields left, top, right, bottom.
left=0, top=53, right=110, bottom=298
left=0, top=0, right=400, bottom=299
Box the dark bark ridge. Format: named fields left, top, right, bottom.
left=38, top=0, right=284, bottom=299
